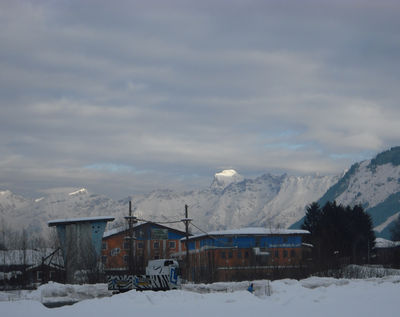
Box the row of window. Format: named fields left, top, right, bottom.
left=102, top=241, right=177, bottom=252
left=275, top=249, right=296, bottom=258
left=220, top=249, right=297, bottom=259
left=221, top=250, right=250, bottom=259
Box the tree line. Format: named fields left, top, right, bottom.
left=301, top=201, right=376, bottom=269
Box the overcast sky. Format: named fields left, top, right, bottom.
left=1, top=0, right=400, bottom=199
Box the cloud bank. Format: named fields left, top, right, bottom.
left=1, top=0, right=400, bottom=198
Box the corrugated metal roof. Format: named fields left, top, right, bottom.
left=185, top=227, right=310, bottom=241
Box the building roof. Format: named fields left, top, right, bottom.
left=103, top=225, right=131, bottom=238
left=48, top=216, right=115, bottom=227
left=102, top=221, right=187, bottom=239
left=186, top=227, right=310, bottom=241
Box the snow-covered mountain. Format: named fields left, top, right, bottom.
left=292, top=147, right=400, bottom=238
left=0, top=188, right=127, bottom=237
left=3, top=147, right=400, bottom=241
left=125, top=171, right=339, bottom=234
left=0, top=170, right=339, bottom=238
left=0, top=190, right=30, bottom=214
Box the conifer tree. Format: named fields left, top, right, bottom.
left=302, top=201, right=375, bottom=268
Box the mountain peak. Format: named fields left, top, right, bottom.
left=68, top=188, right=88, bottom=196
left=216, top=169, right=239, bottom=178
left=211, top=169, right=244, bottom=190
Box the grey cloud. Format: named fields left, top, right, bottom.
left=1, top=0, right=400, bottom=198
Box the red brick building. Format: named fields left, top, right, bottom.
left=101, top=222, right=187, bottom=274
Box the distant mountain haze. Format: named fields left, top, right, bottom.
left=2, top=147, right=400, bottom=239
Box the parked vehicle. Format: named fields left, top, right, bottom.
left=107, top=259, right=181, bottom=292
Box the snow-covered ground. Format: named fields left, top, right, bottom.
left=1, top=275, right=399, bottom=317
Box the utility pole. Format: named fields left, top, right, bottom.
left=124, top=201, right=137, bottom=274
left=181, top=204, right=192, bottom=280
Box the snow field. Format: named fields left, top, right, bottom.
left=1, top=276, right=399, bottom=317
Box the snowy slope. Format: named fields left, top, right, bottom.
left=257, top=174, right=338, bottom=228
left=328, top=161, right=400, bottom=209
left=314, top=147, right=400, bottom=238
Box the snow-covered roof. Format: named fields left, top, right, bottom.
left=48, top=216, right=114, bottom=226
left=102, top=222, right=152, bottom=238
left=103, top=225, right=129, bottom=238
left=186, top=227, right=310, bottom=240
left=103, top=221, right=186, bottom=238
left=374, top=238, right=400, bottom=249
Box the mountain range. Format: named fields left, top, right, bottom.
left=2, top=147, right=400, bottom=240
left=0, top=170, right=338, bottom=238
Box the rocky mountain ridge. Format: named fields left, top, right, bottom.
left=0, top=171, right=338, bottom=238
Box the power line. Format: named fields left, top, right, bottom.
left=191, top=222, right=234, bottom=247
left=190, top=222, right=209, bottom=235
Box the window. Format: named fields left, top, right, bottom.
left=290, top=250, right=296, bottom=258
left=237, top=251, right=242, bottom=258
left=137, top=242, right=144, bottom=249
left=245, top=251, right=249, bottom=258
left=283, top=250, right=288, bottom=258
left=153, top=241, right=159, bottom=249
left=49, top=271, right=56, bottom=280
left=102, top=242, right=107, bottom=250
left=283, top=237, right=288, bottom=243
left=274, top=250, right=279, bottom=258
left=221, top=251, right=226, bottom=259
left=228, top=251, right=233, bottom=259
left=164, top=260, right=174, bottom=266
left=110, top=248, right=120, bottom=256
left=169, top=241, right=176, bottom=249
left=123, top=241, right=130, bottom=250
left=101, top=255, right=107, bottom=264
left=37, top=271, right=42, bottom=281
left=123, top=255, right=129, bottom=264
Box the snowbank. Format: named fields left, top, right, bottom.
left=1, top=276, right=399, bottom=317
left=0, top=282, right=111, bottom=307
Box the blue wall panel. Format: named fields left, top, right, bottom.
left=190, top=234, right=303, bottom=250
